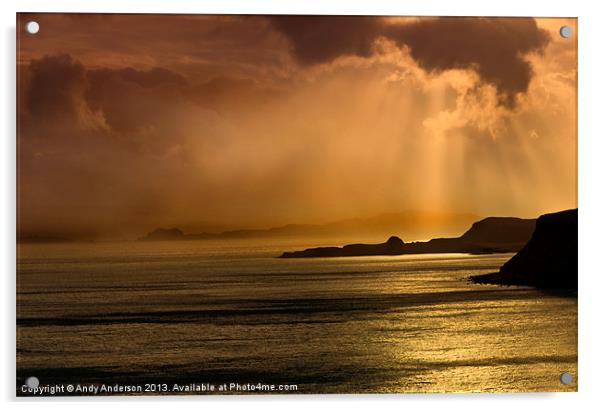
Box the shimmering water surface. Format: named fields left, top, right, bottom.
left=17, top=240, right=577, bottom=393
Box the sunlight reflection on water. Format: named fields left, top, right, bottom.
left=17, top=240, right=577, bottom=393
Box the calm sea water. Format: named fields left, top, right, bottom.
left=17, top=239, right=577, bottom=394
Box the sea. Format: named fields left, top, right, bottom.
left=16, top=239, right=577, bottom=394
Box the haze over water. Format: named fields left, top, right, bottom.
left=17, top=240, right=577, bottom=393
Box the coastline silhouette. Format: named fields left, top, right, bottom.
left=470, top=209, right=577, bottom=291
left=280, top=216, right=537, bottom=258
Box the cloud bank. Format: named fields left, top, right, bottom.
left=268, top=16, right=551, bottom=107
left=17, top=14, right=576, bottom=240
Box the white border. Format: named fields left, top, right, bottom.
left=5, top=0, right=583, bottom=17
left=3, top=1, right=601, bottom=409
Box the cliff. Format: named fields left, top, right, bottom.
left=459, top=217, right=535, bottom=244
left=472, top=209, right=577, bottom=290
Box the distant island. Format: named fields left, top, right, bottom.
left=279, top=216, right=536, bottom=258
left=470, top=209, right=577, bottom=291
left=138, top=211, right=478, bottom=242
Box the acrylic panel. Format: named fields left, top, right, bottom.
left=16, top=13, right=578, bottom=395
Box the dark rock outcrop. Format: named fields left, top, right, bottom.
left=472, top=209, right=577, bottom=290
left=280, top=217, right=536, bottom=258
left=281, top=236, right=406, bottom=258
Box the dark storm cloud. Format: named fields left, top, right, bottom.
left=19, top=55, right=189, bottom=139
left=267, top=16, right=551, bottom=106
left=84, top=66, right=189, bottom=133
left=266, top=16, right=385, bottom=65
left=20, top=54, right=276, bottom=137
left=386, top=17, right=551, bottom=107
left=25, top=54, right=86, bottom=123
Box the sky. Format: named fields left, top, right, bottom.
left=17, top=14, right=577, bottom=240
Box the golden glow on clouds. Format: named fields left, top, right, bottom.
left=17, top=14, right=577, bottom=239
